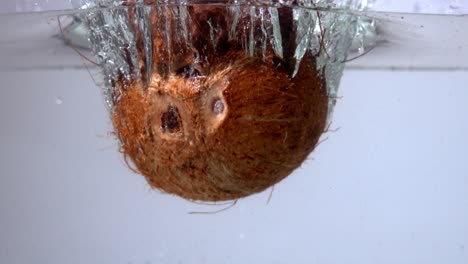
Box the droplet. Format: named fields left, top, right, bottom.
left=55, top=97, right=63, bottom=105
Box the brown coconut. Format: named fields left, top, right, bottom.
left=111, top=5, right=329, bottom=201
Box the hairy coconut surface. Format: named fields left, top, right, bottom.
left=112, top=5, right=329, bottom=201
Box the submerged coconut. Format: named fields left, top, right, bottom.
left=111, top=5, right=329, bottom=201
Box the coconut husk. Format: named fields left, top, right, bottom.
left=112, top=4, right=329, bottom=201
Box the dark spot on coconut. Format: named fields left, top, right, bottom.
left=157, top=62, right=169, bottom=78
left=161, top=105, right=182, bottom=133
left=176, top=64, right=201, bottom=79
left=273, top=56, right=284, bottom=68
left=212, top=98, right=225, bottom=115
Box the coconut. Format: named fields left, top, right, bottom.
left=111, top=5, right=329, bottom=201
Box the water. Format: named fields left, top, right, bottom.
left=0, top=10, right=94, bottom=71
left=346, top=11, right=468, bottom=71
left=0, top=6, right=468, bottom=264
left=1, top=9, right=467, bottom=70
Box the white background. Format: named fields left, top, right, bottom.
left=1, top=1, right=468, bottom=264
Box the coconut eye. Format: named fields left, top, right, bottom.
left=212, top=97, right=225, bottom=115
left=161, top=104, right=182, bottom=133
left=176, top=64, right=201, bottom=79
